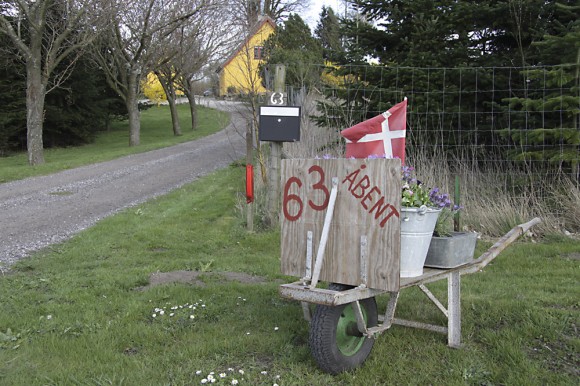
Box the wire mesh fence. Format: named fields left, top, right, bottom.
left=279, top=64, right=579, bottom=233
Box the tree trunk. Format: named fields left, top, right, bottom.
left=156, top=72, right=181, bottom=136
left=185, top=90, right=197, bottom=130
left=167, top=95, right=182, bottom=136
left=26, top=50, right=46, bottom=165
left=127, top=72, right=141, bottom=146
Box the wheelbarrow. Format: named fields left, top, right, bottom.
left=279, top=217, right=540, bottom=374
left=278, top=156, right=541, bottom=374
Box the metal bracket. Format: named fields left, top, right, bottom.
left=301, top=231, right=313, bottom=285
left=352, top=300, right=368, bottom=336
left=360, top=235, right=368, bottom=286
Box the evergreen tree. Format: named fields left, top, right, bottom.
left=0, top=36, right=26, bottom=154
left=314, top=6, right=343, bottom=62
left=261, top=14, right=324, bottom=89
left=315, top=0, right=579, bottom=165
left=0, top=38, right=125, bottom=154
left=498, top=2, right=580, bottom=177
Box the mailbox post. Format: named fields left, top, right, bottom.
left=260, top=64, right=303, bottom=227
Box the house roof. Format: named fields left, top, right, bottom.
left=217, top=15, right=276, bottom=72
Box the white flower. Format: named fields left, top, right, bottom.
left=231, top=380, right=238, bottom=385
left=47, top=315, right=53, bottom=320
left=220, top=373, right=226, bottom=378
left=228, top=368, right=234, bottom=372
left=159, top=310, right=165, bottom=315
left=169, top=313, right=174, bottom=317
left=274, top=327, right=279, bottom=331
left=261, top=371, right=267, bottom=375
left=238, top=370, right=244, bottom=375
left=196, top=370, right=202, bottom=375
left=152, top=314, right=156, bottom=318
left=201, top=379, right=207, bottom=384
left=246, top=332, right=250, bottom=335
left=190, top=315, right=195, bottom=320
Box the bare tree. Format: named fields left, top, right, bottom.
left=229, top=0, right=309, bottom=30
left=93, top=0, right=208, bottom=146
left=0, top=0, right=111, bottom=165
left=169, top=3, right=235, bottom=130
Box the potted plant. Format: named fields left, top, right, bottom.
left=399, top=166, right=449, bottom=277
left=424, top=191, right=478, bottom=269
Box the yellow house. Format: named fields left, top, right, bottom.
left=217, top=16, right=276, bottom=96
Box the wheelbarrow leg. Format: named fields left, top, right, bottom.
left=448, top=271, right=461, bottom=348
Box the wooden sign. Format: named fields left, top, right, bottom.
left=280, top=158, right=401, bottom=291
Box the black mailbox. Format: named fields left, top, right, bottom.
left=259, top=106, right=301, bottom=142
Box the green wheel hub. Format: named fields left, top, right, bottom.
left=336, top=304, right=367, bottom=356
left=309, top=284, right=378, bottom=374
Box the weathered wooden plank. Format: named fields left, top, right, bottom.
left=280, top=158, right=401, bottom=291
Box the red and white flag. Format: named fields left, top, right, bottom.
left=341, top=98, right=407, bottom=164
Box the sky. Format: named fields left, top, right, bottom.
left=301, top=0, right=344, bottom=31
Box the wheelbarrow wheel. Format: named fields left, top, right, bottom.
left=309, top=284, right=378, bottom=374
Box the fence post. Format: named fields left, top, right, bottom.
left=246, top=120, right=254, bottom=232
left=454, top=175, right=460, bottom=232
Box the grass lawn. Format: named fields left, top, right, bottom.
left=0, top=104, right=229, bottom=183
left=0, top=163, right=578, bottom=385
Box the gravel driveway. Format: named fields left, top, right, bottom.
left=0, top=100, right=247, bottom=272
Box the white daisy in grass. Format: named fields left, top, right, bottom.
left=231, top=380, right=238, bottom=385
left=219, top=373, right=226, bottom=378
left=195, top=370, right=202, bottom=375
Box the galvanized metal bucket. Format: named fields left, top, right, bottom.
left=400, top=206, right=442, bottom=277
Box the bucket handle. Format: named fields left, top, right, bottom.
left=402, top=205, right=429, bottom=222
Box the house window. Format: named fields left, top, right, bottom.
left=254, top=46, right=264, bottom=60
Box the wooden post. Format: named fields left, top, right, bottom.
left=266, top=64, right=286, bottom=227
left=447, top=271, right=461, bottom=347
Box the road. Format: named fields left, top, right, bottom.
left=0, top=100, right=247, bottom=272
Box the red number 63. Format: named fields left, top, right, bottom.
left=283, top=165, right=330, bottom=222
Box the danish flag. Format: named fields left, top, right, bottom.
left=341, top=98, right=407, bottom=164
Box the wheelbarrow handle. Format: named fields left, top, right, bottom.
left=461, top=217, right=542, bottom=275
left=518, top=217, right=542, bottom=234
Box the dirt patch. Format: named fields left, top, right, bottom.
left=138, top=270, right=268, bottom=290
left=565, top=252, right=580, bottom=260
